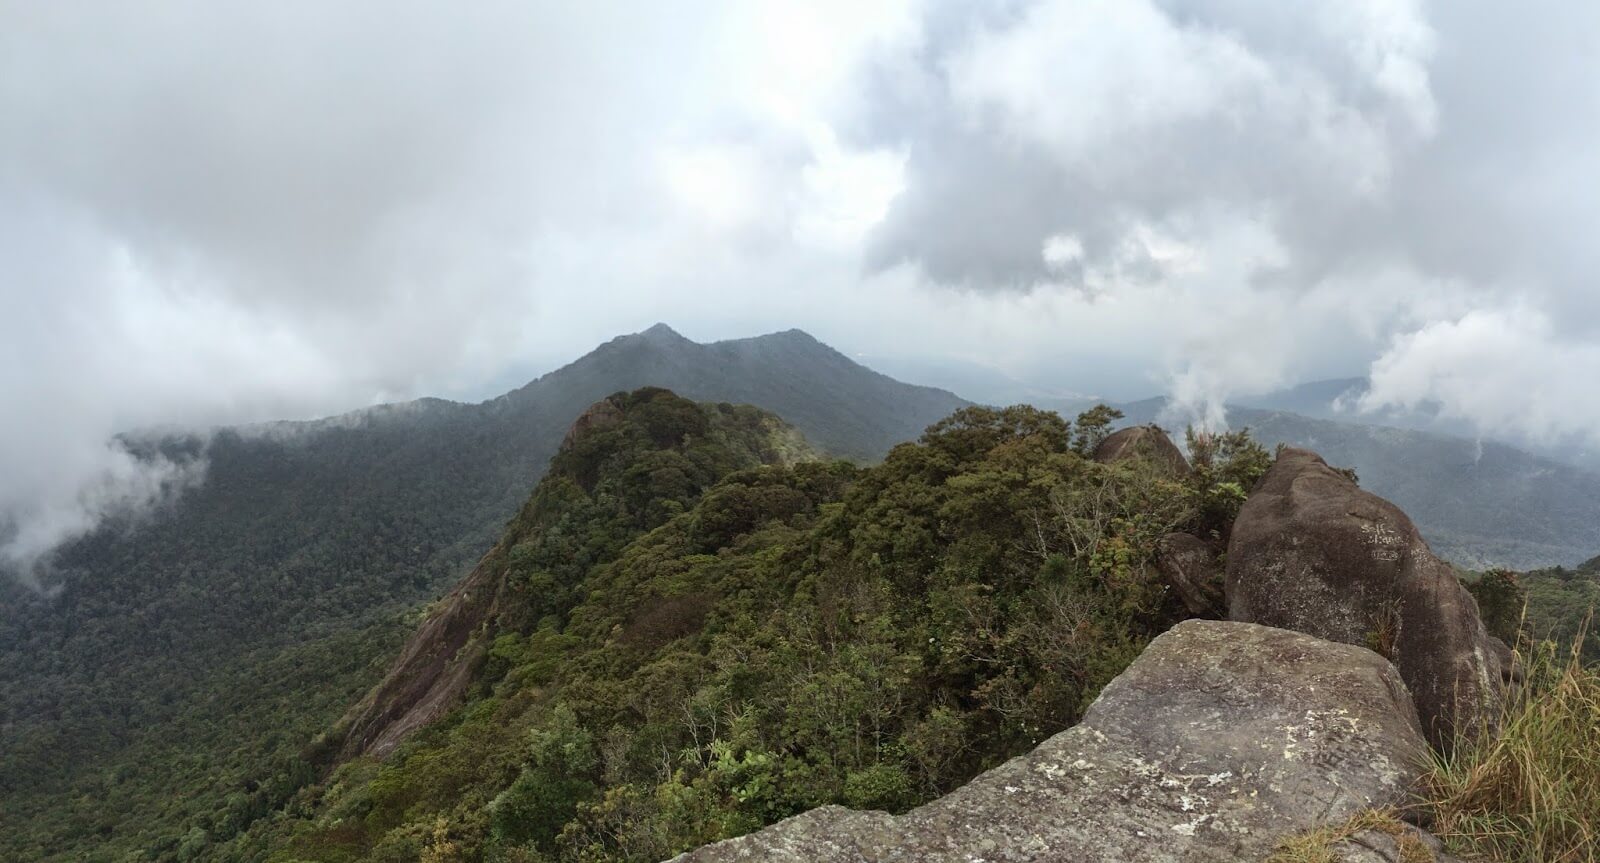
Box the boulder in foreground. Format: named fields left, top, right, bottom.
left=670, top=620, right=1429, bottom=863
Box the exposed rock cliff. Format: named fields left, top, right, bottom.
left=1226, top=447, right=1515, bottom=747
left=672, top=620, right=1429, bottom=863
left=335, top=547, right=505, bottom=759
left=331, top=389, right=812, bottom=761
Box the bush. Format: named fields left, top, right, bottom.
left=1466, top=568, right=1526, bottom=644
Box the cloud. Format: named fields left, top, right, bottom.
left=1362, top=307, right=1600, bottom=447
left=853, top=0, right=1437, bottom=287
left=0, top=443, right=206, bottom=589
left=844, top=0, right=1600, bottom=434
left=4, top=0, right=1600, bottom=570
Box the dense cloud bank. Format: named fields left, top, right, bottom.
left=3, top=0, right=1598, bottom=569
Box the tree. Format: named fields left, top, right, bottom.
left=1071, top=405, right=1124, bottom=456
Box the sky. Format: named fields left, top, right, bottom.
left=3, top=0, right=1600, bottom=568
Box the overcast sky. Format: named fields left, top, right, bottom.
left=4, top=0, right=1600, bottom=568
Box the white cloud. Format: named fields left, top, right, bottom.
left=4, top=0, right=1600, bottom=569
left=1362, top=307, right=1600, bottom=445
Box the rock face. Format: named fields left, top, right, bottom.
left=560, top=396, right=624, bottom=450
left=334, top=394, right=636, bottom=760
left=334, top=548, right=504, bottom=759
left=1093, top=425, right=1191, bottom=476
left=1226, top=447, right=1514, bottom=748
left=1155, top=532, right=1225, bottom=617
left=671, top=620, right=1428, bottom=863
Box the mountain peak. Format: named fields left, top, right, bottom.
left=768, top=327, right=822, bottom=345
left=638, top=322, right=688, bottom=341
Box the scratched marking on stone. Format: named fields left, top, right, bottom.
left=1360, top=522, right=1404, bottom=561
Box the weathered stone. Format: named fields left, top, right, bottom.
left=670, top=620, right=1428, bottom=863
left=1093, top=425, right=1191, bottom=476
left=333, top=546, right=503, bottom=759
left=560, top=395, right=625, bottom=450
left=1226, top=447, right=1514, bottom=748
left=1155, top=532, right=1225, bottom=617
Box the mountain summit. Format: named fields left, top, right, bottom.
left=502, top=325, right=966, bottom=461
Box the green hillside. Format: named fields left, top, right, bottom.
left=205, top=394, right=1263, bottom=863
left=0, top=328, right=966, bottom=862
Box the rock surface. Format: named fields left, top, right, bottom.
left=670, top=620, right=1428, bottom=863
left=560, top=395, right=624, bottom=450
left=1093, top=425, right=1191, bottom=476
left=1226, top=447, right=1514, bottom=747
left=1155, top=532, right=1225, bottom=617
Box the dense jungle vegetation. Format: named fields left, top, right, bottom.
left=0, top=327, right=965, bottom=863
left=208, top=390, right=1270, bottom=863
left=9, top=381, right=1594, bottom=863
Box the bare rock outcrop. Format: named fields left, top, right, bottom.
left=334, top=397, right=626, bottom=761
left=1155, top=532, right=1226, bottom=617
left=560, top=396, right=624, bottom=450
left=671, top=620, right=1429, bottom=863
left=333, top=551, right=504, bottom=760
left=1093, top=425, right=1191, bottom=476
left=1226, top=447, right=1514, bottom=748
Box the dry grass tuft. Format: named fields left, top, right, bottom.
left=1421, top=627, right=1600, bottom=863
left=1267, top=809, right=1432, bottom=863
left=1273, top=624, right=1599, bottom=863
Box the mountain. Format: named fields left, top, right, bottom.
left=502, top=324, right=968, bottom=463
left=10, top=322, right=1600, bottom=860
left=1240, top=377, right=1600, bottom=475
left=0, top=326, right=967, bottom=863
left=1100, top=401, right=1600, bottom=570
left=216, top=396, right=1230, bottom=862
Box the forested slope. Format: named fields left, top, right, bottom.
left=0, top=327, right=965, bottom=862
left=219, top=396, right=1264, bottom=863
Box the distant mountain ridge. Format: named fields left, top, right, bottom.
left=500, top=323, right=967, bottom=461
left=1112, top=399, right=1600, bottom=569
left=1239, top=377, right=1600, bottom=474
left=0, top=325, right=967, bottom=861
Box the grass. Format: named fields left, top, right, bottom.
left=1272, top=624, right=1599, bottom=863
left=1420, top=631, right=1600, bottom=863
left=1267, top=810, right=1433, bottom=863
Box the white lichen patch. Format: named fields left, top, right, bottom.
left=1171, top=814, right=1213, bottom=836
left=1282, top=708, right=1362, bottom=761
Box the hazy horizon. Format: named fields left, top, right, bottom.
left=7, top=1, right=1600, bottom=568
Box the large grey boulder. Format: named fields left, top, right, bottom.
left=670, top=620, right=1428, bottom=863
left=1226, top=447, right=1514, bottom=748
left=1093, top=425, right=1191, bottom=476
